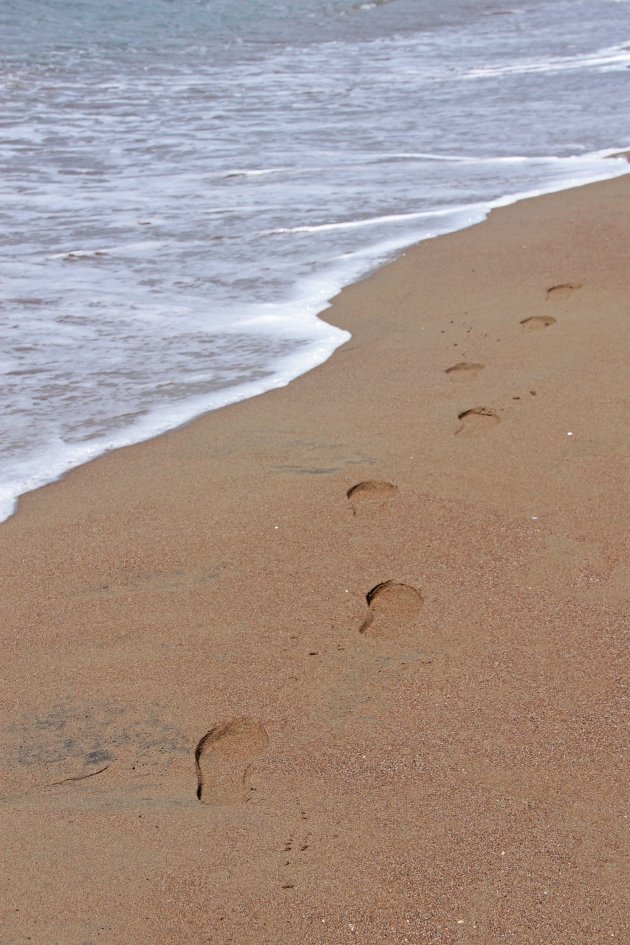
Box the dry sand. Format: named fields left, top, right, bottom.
left=1, top=175, right=628, bottom=944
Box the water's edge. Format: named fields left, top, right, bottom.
left=3, top=150, right=629, bottom=526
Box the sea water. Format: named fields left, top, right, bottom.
left=2, top=0, right=630, bottom=521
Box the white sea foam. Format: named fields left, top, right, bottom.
left=464, top=43, right=630, bottom=79
left=0, top=323, right=349, bottom=523
left=352, top=1, right=397, bottom=10
left=220, top=168, right=289, bottom=179
left=264, top=206, right=468, bottom=235
left=49, top=248, right=115, bottom=259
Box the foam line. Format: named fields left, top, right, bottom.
left=264, top=206, right=472, bottom=236
left=464, top=43, right=630, bottom=79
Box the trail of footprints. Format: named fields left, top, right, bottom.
left=447, top=280, right=579, bottom=433
left=193, top=281, right=578, bottom=886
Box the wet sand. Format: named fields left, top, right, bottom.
left=1, top=174, right=628, bottom=944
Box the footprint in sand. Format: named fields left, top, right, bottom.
left=347, top=480, right=398, bottom=511
left=195, top=717, right=269, bottom=805
left=280, top=823, right=311, bottom=890
left=546, top=282, right=582, bottom=300
left=520, top=315, right=557, bottom=331
left=444, top=361, right=485, bottom=377
left=455, top=407, right=501, bottom=434
left=359, top=581, right=424, bottom=637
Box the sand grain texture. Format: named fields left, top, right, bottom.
left=1, top=176, right=629, bottom=944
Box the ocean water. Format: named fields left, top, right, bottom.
left=2, top=0, right=630, bottom=522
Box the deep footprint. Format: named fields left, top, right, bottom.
left=546, top=282, right=582, bottom=300
left=455, top=407, right=501, bottom=434
left=520, top=315, right=557, bottom=331
left=445, top=361, right=485, bottom=377
left=359, top=581, right=424, bottom=637
left=195, top=717, right=269, bottom=806
left=347, top=480, right=398, bottom=508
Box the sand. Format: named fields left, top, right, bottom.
left=1, top=174, right=628, bottom=944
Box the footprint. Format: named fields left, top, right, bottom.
left=359, top=581, right=424, bottom=637
left=280, top=826, right=311, bottom=890
left=546, top=282, right=582, bottom=300
left=444, top=361, right=485, bottom=377
left=347, top=480, right=398, bottom=509
left=455, top=407, right=501, bottom=434
left=195, top=717, right=269, bottom=806
left=520, top=315, right=557, bottom=331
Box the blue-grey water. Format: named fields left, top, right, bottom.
left=2, top=0, right=630, bottom=520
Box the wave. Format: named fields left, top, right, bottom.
left=263, top=206, right=472, bottom=236
left=264, top=149, right=629, bottom=237
left=220, top=168, right=288, bottom=180
left=464, top=42, right=630, bottom=79
left=0, top=321, right=351, bottom=524
left=363, top=152, right=572, bottom=165
left=352, top=0, right=398, bottom=10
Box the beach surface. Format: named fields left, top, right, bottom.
left=1, top=175, right=628, bottom=944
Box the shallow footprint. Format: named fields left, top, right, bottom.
left=546, top=282, right=582, bottom=300
left=195, top=717, right=269, bottom=806
left=359, top=581, right=423, bottom=638
left=455, top=407, right=501, bottom=434
left=347, top=480, right=398, bottom=511
left=520, top=315, right=557, bottom=331
left=444, top=361, right=485, bottom=377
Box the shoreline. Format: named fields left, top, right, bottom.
left=1, top=174, right=629, bottom=943
left=2, top=146, right=629, bottom=525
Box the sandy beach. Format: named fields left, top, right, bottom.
left=1, top=174, right=628, bottom=944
